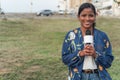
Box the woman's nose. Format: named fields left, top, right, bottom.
left=86, top=16, right=90, bottom=20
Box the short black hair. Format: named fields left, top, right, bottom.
left=77, top=3, right=96, bottom=17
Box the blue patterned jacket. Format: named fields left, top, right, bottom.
left=62, top=28, right=114, bottom=80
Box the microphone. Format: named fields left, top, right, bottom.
left=83, top=30, right=97, bottom=70
left=84, top=30, right=93, bottom=45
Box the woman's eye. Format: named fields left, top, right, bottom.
left=89, top=14, right=94, bottom=17
left=81, top=15, right=86, bottom=17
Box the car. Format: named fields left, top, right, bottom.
left=36, top=9, right=53, bottom=16
left=0, top=8, right=5, bottom=15
left=58, top=10, right=65, bottom=15
left=67, top=10, right=75, bottom=15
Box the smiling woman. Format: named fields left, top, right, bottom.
left=62, top=3, right=114, bottom=80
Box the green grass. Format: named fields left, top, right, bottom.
left=0, top=16, right=120, bottom=80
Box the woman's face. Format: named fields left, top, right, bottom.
left=78, top=8, right=96, bottom=29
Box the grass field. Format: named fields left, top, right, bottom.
left=0, top=16, right=120, bottom=80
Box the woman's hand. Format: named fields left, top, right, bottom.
left=79, top=44, right=96, bottom=58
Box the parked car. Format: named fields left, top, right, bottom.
left=67, top=10, right=75, bottom=15
left=58, top=10, right=65, bottom=15
left=36, top=9, right=53, bottom=16
left=0, top=8, right=5, bottom=15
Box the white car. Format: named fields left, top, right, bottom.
left=58, top=10, right=65, bottom=15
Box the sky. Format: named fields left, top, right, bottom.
left=0, top=0, right=59, bottom=13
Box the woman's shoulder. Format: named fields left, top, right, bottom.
left=94, top=28, right=108, bottom=38
left=65, top=28, right=80, bottom=40
left=95, top=28, right=107, bottom=35
left=67, top=27, right=80, bottom=34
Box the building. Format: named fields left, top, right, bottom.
left=113, top=0, right=120, bottom=16
left=69, top=0, right=92, bottom=9
left=69, top=0, right=92, bottom=14
left=93, top=0, right=120, bottom=16
left=59, top=0, right=120, bottom=16
left=58, top=0, right=92, bottom=15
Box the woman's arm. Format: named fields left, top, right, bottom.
left=62, top=31, right=83, bottom=68
left=95, top=33, right=114, bottom=68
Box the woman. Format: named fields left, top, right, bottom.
left=62, top=3, right=114, bottom=80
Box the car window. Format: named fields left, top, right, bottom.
left=44, top=10, right=51, bottom=12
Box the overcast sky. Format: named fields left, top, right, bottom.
left=1, top=0, right=59, bottom=13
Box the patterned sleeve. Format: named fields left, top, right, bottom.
left=96, top=32, right=114, bottom=68
left=62, top=31, right=83, bottom=68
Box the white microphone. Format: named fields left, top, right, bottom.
left=83, top=30, right=97, bottom=70
left=84, top=30, right=93, bottom=45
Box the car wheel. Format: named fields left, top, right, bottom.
left=49, top=14, right=52, bottom=16
left=46, top=14, right=49, bottom=16
left=40, top=13, right=44, bottom=16
left=0, top=12, right=5, bottom=15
